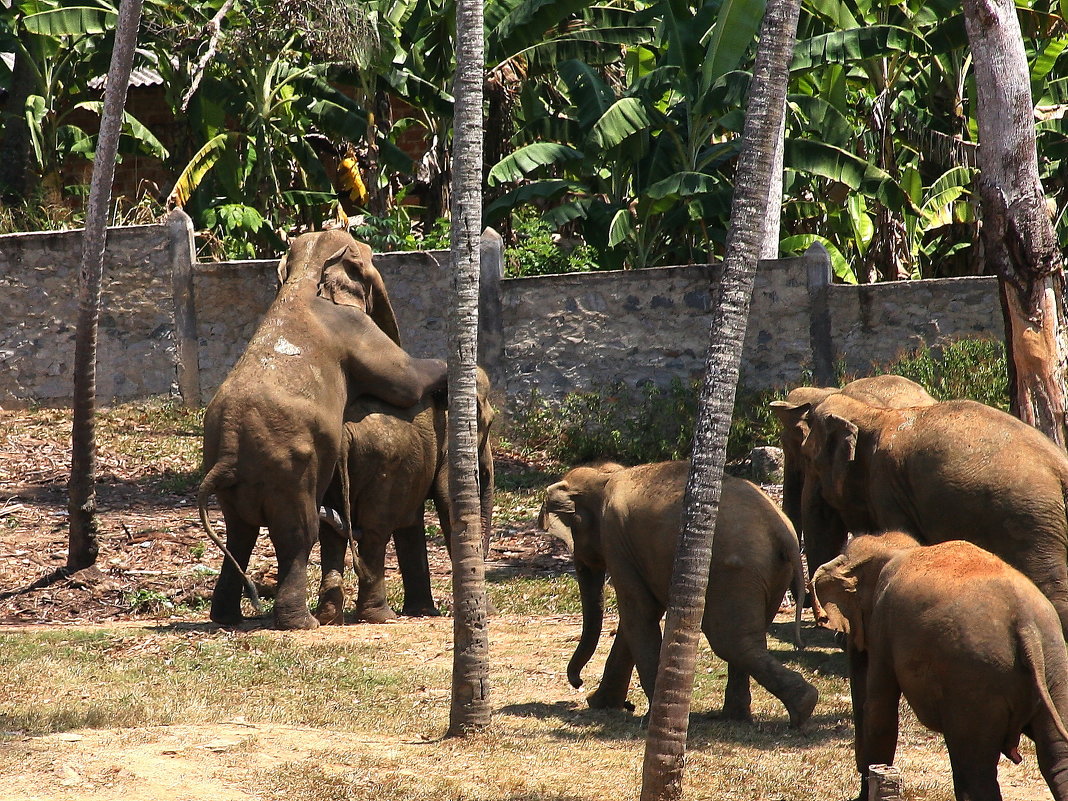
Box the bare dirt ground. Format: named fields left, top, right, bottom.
left=0, top=407, right=1055, bottom=801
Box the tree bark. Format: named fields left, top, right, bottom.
left=68, top=0, right=144, bottom=571
left=447, top=0, right=491, bottom=736
left=963, top=0, right=1068, bottom=448
left=639, top=0, right=801, bottom=798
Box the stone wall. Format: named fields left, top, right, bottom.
left=0, top=214, right=1006, bottom=411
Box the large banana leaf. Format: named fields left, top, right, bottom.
left=590, top=97, right=657, bottom=150
left=167, top=132, right=238, bottom=208
left=74, top=101, right=169, bottom=159
left=700, top=0, right=766, bottom=93
left=558, top=59, right=616, bottom=131
left=488, top=0, right=595, bottom=66
left=791, top=26, right=919, bottom=72
left=784, top=138, right=914, bottom=214
left=484, top=178, right=582, bottom=222
left=780, top=234, right=856, bottom=283
left=488, top=143, right=584, bottom=185
left=21, top=5, right=117, bottom=36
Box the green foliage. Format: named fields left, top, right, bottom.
left=869, top=337, right=1009, bottom=409
left=507, top=379, right=777, bottom=465
left=200, top=204, right=265, bottom=259
left=503, top=212, right=599, bottom=277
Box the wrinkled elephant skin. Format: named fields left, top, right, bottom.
left=814, top=533, right=1068, bottom=801
left=539, top=460, right=817, bottom=727
left=796, top=395, right=1068, bottom=638
left=198, top=230, right=447, bottom=630
left=771, top=375, right=935, bottom=580
left=316, top=368, right=495, bottom=624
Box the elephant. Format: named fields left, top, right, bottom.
left=775, top=393, right=1068, bottom=637
left=771, top=375, right=936, bottom=580
left=315, top=367, right=495, bottom=624
left=538, top=460, right=818, bottom=727
left=813, top=532, right=1068, bottom=801
left=198, top=229, right=447, bottom=630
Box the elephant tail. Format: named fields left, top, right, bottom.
left=197, top=461, right=264, bottom=614
left=1018, top=621, right=1068, bottom=747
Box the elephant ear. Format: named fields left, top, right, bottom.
left=357, top=241, right=403, bottom=346
left=770, top=400, right=812, bottom=445
left=812, top=557, right=866, bottom=650
left=539, top=481, right=577, bottom=551
left=318, top=245, right=371, bottom=307
left=826, top=413, right=859, bottom=463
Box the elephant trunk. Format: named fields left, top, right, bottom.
left=568, top=562, right=606, bottom=689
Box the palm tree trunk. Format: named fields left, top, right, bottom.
left=962, top=0, right=1068, bottom=448
left=639, top=0, right=801, bottom=797
left=447, top=0, right=491, bottom=736
left=68, top=0, right=144, bottom=571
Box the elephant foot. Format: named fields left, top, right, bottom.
left=210, top=610, right=245, bottom=627
left=716, top=704, right=753, bottom=722
left=315, top=586, right=346, bottom=626
left=787, top=684, right=819, bottom=728
left=357, top=603, right=399, bottom=624
left=401, top=603, right=441, bottom=617
left=273, top=609, right=321, bottom=630
left=587, top=689, right=635, bottom=712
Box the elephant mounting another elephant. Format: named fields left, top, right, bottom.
left=315, top=367, right=495, bottom=624
left=813, top=532, right=1068, bottom=801
left=774, top=387, right=1068, bottom=638
left=198, top=230, right=447, bottom=630
left=539, top=460, right=817, bottom=728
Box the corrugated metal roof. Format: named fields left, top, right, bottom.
left=88, top=66, right=163, bottom=90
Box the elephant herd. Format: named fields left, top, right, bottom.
left=197, top=230, right=1068, bottom=799
left=538, top=374, right=1068, bottom=801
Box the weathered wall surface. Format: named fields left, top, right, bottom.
left=0, top=216, right=1006, bottom=410
left=0, top=223, right=179, bottom=407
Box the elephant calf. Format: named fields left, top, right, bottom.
left=316, top=368, right=494, bottom=624
left=539, top=461, right=817, bottom=727
left=814, top=532, right=1068, bottom=801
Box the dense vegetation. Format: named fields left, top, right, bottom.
left=2, top=0, right=1066, bottom=278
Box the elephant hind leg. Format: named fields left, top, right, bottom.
left=355, top=528, right=398, bottom=623
left=267, top=503, right=321, bottom=631
left=711, top=635, right=817, bottom=728
left=720, top=663, right=752, bottom=721
left=943, top=729, right=1004, bottom=801
left=210, top=504, right=258, bottom=626
left=315, top=520, right=348, bottom=625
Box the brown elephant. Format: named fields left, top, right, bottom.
left=315, top=367, right=495, bottom=624
left=198, top=230, right=447, bottom=630
left=771, top=375, right=936, bottom=579
left=538, top=461, right=817, bottom=727
left=813, top=532, right=1068, bottom=801
left=776, top=393, right=1068, bottom=636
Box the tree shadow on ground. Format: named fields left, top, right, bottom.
left=498, top=700, right=851, bottom=748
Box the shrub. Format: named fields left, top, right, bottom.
left=504, top=213, right=599, bottom=277
left=505, top=337, right=1010, bottom=468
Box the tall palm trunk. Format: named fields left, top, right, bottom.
left=447, top=0, right=491, bottom=736
left=639, top=0, right=801, bottom=798
left=963, top=0, right=1068, bottom=448
left=68, top=0, right=144, bottom=572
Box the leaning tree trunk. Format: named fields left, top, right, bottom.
left=639, top=0, right=801, bottom=798
left=963, top=0, right=1068, bottom=448
left=68, top=0, right=144, bottom=572
left=446, top=0, right=491, bottom=736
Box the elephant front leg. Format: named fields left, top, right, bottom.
left=314, top=522, right=348, bottom=625
left=858, top=653, right=901, bottom=801
left=587, top=633, right=636, bottom=711
left=720, top=663, right=752, bottom=721
left=355, top=530, right=398, bottom=623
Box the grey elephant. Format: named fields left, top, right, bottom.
left=315, top=367, right=495, bottom=624
left=813, top=532, right=1068, bottom=801
left=775, top=393, right=1068, bottom=636
left=771, top=375, right=936, bottom=579
left=198, top=230, right=447, bottom=630
left=539, top=461, right=817, bottom=727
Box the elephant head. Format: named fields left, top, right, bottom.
left=538, top=462, right=626, bottom=688
left=278, top=234, right=402, bottom=345
left=811, top=531, right=920, bottom=650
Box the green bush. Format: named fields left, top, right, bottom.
left=504, top=213, right=599, bottom=277
left=505, top=337, right=1009, bottom=468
